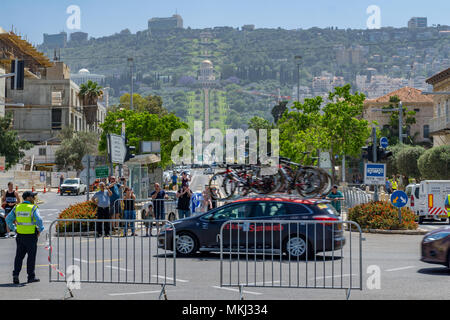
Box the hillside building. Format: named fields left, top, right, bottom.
left=43, top=32, right=67, bottom=48
left=148, top=14, right=183, bottom=31
left=408, top=17, right=427, bottom=29
left=363, top=87, right=434, bottom=143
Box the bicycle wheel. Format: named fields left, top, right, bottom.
left=295, top=167, right=323, bottom=198
left=317, top=168, right=332, bottom=196
left=209, top=173, right=235, bottom=201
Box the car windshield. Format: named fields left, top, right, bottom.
left=64, top=180, right=78, bottom=184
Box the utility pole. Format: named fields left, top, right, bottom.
left=372, top=127, right=379, bottom=202
left=87, top=155, right=90, bottom=202
left=371, top=100, right=406, bottom=144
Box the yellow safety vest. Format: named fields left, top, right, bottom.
left=15, top=203, right=37, bottom=235
left=392, top=181, right=398, bottom=190
left=447, top=195, right=450, bottom=218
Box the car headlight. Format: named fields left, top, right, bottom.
left=423, top=231, right=450, bottom=243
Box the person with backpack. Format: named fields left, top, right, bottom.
left=1, top=182, right=21, bottom=238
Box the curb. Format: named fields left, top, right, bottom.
left=362, top=229, right=429, bottom=235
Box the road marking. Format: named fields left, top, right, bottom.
left=212, top=286, right=262, bottom=295
left=106, top=266, right=132, bottom=272
left=109, top=290, right=162, bottom=296
left=152, top=275, right=189, bottom=283
left=311, top=273, right=356, bottom=280
left=385, top=266, right=415, bottom=272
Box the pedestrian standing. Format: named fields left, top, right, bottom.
left=151, top=183, right=168, bottom=220
left=6, top=191, right=44, bottom=284
left=201, top=186, right=213, bottom=213
left=171, top=171, right=178, bottom=190
left=326, top=186, right=345, bottom=216
left=91, top=182, right=112, bottom=237
left=59, top=174, right=64, bottom=188
left=122, top=187, right=137, bottom=236
left=385, top=178, right=392, bottom=194
left=2, top=182, right=21, bottom=238
left=107, top=176, right=123, bottom=233
left=142, top=202, right=154, bottom=237
left=181, top=171, right=190, bottom=188
left=176, top=184, right=192, bottom=219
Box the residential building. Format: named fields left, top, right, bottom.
left=408, top=17, right=427, bottom=29
left=148, top=14, right=183, bottom=31
left=43, top=32, right=67, bottom=48
left=363, top=87, right=434, bottom=143
left=242, top=25, right=255, bottom=31
left=426, top=68, right=450, bottom=146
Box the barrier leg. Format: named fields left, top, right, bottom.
left=159, top=284, right=168, bottom=300
left=239, top=285, right=244, bottom=301
left=345, top=288, right=351, bottom=300
left=63, top=286, right=74, bottom=300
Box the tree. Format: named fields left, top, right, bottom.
left=381, top=96, right=417, bottom=145
left=99, top=109, right=188, bottom=168
left=271, top=101, right=288, bottom=124
left=55, top=126, right=99, bottom=171
left=78, top=80, right=103, bottom=127
left=278, top=85, right=372, bottom=181
left=119, top=93, right=168, bottom=115
left=418, top=145, right=450, bottom=180
left=395, top=145, right=425, bottom=181
left=248, top=116, right=272, bottom=132
left=0, top=114, right=32, bottom=169
left=320, top=85, right=372, bottom=181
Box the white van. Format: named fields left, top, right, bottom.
left=411, top=181, right=450, bottom=224
left=405, top=183, right=420, bottom=213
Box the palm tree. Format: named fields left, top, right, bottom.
left=78, top=80, right=103, bottom=128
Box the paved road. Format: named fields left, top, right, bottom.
left=0, top=177, right=448, bottom=300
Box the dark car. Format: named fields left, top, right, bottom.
left=421, top=226, right=450, bottom=268
left=158, top=197, right=346, bottom=259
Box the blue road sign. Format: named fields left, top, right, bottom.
left=380, top=137, right=389, bottom=149
left=391, top=190, right=408, bottom=208
left=364, top=163, right=386, bottom=185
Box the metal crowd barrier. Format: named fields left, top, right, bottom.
left=219, top=219, right=363, bottom=300
left=48, top=219, right=176, bottom=299
left=342, top=187, right=373, bottom=210
left=113, top=198, right=178, bottom=222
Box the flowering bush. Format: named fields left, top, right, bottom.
left=348, top=201, right=418, bottom=230
left=56, top=201, right=97, bottom=233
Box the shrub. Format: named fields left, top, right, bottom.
left=396, top=145, right=425, bottom=179
left=418, top=145, right=450, bottom=179
left=56, top=201, right=98, bottom=233
left=348, top=201, right=418, bottom=230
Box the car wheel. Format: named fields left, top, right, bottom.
left=284, top=235, right=312, bottom=260
left=176, top=232, right=199, bottom=257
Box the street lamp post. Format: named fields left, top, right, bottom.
left=127, top=57, right=134, bottom=110
left=295, top=56, right=302, bottom=102
left=371, top=100, right=406, bottom=144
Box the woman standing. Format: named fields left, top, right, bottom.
left=123, top=187, right=136, bottom=237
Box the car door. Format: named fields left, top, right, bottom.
left=199, top=202, right=253, bottom=249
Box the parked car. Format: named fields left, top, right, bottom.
left=203, top=167, right=214, bottom=175
left=60, top=178, right=87, bottom=196
left=158, top=197, right=345, bottom=258
left=141, top=191, right=178, bottom=222
left=421, top=226, right=450, bottom=268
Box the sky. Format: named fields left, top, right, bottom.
left=0, top=0, right=449, bottom=45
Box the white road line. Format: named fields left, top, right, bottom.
left=385, top=266, right=415, bottom=272
left=311, top=273, right=356, bottom=280
left=73, top=258, right=89, bottom=264
left=106, top=266, right=132, bottom=272
left=152, top=275, right=189, bottom=283
left=109, top=290, right=162, bottom=296
left=212, top=286, right=262, bottom=295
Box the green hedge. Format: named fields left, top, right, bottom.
left=348, top=201, right=418, bottom=230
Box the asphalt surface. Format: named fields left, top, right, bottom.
left=0, top=174, right=448, bottom=300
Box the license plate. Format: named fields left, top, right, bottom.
left=66, top=191, right=71, bottom=193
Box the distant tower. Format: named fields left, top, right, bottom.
left=198, top=60, right=215, bottom=131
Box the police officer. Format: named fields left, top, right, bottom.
left=445, top=194, right=450, bottom=225
left=6, top=191, right=44, bottom=284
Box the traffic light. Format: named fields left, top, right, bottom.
left=377, top=147, right=393, bottom=161
left=362, top=145, right=374, bottom=162
left=124, top=139, right=136, bottom=162
left=11, top=60, right=24, bottom=90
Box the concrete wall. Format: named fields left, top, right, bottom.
left=431, top=77, right=450, bottom=146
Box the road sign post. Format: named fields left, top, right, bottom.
left=380, top=137, right=389, bottom=149
left=391, top=190, right=408, bottom=225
